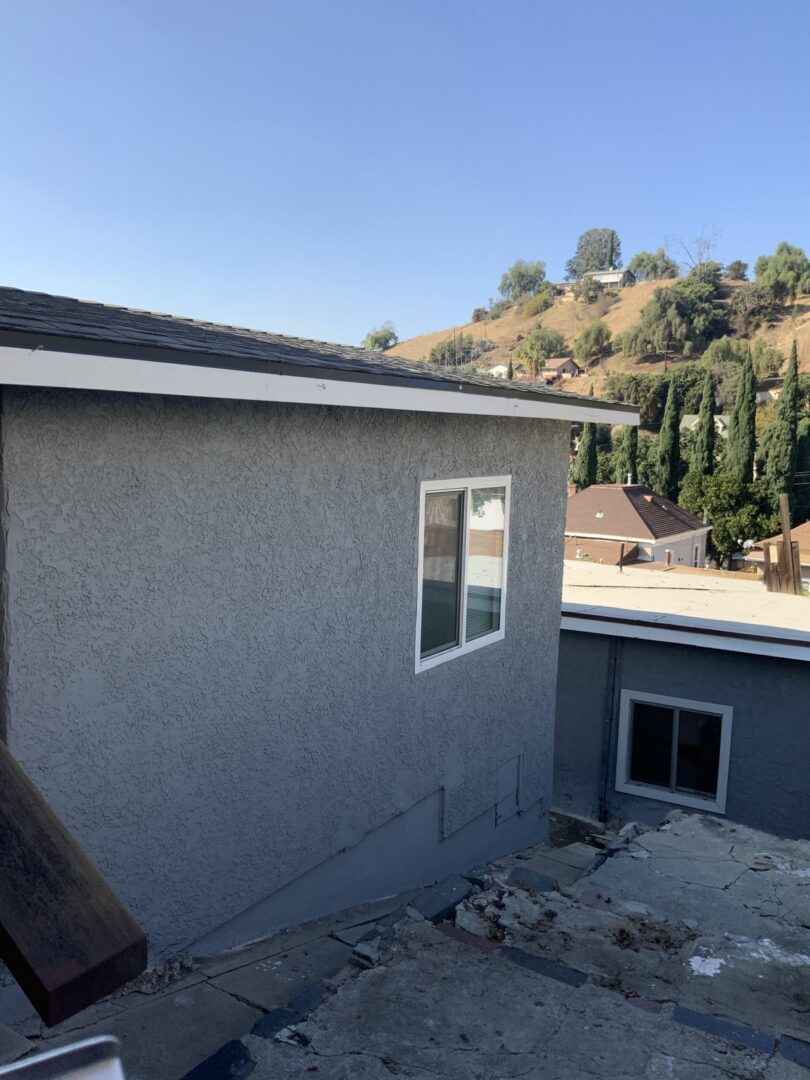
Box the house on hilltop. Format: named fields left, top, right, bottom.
left=565, top=483, right=710, bottom=567
left=539, top=358, right=583, bottom=384
left=680, top=413, right=730, bottom=438
left=0, top=285, right=637, bottom=968
left=586, top=268, right=636, bottom=289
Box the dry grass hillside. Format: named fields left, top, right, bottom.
left=390, top=281, right=810, bottom=397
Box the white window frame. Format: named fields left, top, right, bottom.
left=415, top=475, right=511, bottom=673
left=615, top=689, right=733, bottom=814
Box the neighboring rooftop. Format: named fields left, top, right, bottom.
left=562, top=560, right=809, bottom=661
left=565, top=484, right=707, bottom=542
left=0, top=287, right=637, bottom=424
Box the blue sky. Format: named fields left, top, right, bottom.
left=1, top=1, right=808, bottom=345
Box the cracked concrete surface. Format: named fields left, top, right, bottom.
left=5, top=812, right=810, bottom=1078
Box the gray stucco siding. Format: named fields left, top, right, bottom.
left=554, top=630, right=810, bottom=839
left=1, top=388, right=569, bottom=958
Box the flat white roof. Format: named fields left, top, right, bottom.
left=561, top=561, right=810, bottom=662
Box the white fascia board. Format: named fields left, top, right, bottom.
left=560, top=608, right=810, bottom=663
left=0, top=346, right=639, bottom=425
left=564, top=527, right=711, bottom=544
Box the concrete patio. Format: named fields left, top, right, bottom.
left=3, top=811, right=810, bottom=1078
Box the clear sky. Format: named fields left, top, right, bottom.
left=1, top=1, right=808, bottom=346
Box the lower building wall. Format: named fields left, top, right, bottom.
left=0, top=388, right=569, bottom=966
left=554, top=630, right=810, bottom=839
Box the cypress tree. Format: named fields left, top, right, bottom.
left=761, top=339, right=799, bottom=505
left=614, top=390, right=638, bottom=484
left=690, top=369, right=716, bottom=477
left=652, top=378, right=680, bottom=500
left=507, top=358, right=514, bottom=381
left=725, top=353, right=756, bottom=484
left=570, top=421, right=597, bottom=490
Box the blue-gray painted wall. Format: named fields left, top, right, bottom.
left=0, top=388, right=570, bottom=959
left=554, top=630, right=810, bottom=839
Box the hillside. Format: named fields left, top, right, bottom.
left=390, top=281, right=810, bottom=395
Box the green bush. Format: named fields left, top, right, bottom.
left=522, top=292, right=553, bottom=318
left=471, top=307, right=488, bottom=323
left=429, top=333, right=476, bottom=366
left=572, top=276, right=604, bottom=303
left=573, top=320, right=612, bottom=364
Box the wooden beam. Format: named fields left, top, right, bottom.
left=0, top=742, right=147, bottom=1026
left=762, top=543, right=775, bottom=592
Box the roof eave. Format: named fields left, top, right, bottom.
left=0, top=341, right=640, bottom=425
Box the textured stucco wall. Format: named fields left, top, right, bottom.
left=554, top=630, right=810, bottom=839
left=1, top=388, right=569, bottom=958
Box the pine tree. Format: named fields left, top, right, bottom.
left=725, top=353, right=756, bottom=484
left=652, top=379, right=680, bottom=500
left=690, top=370, right=716, bottom=477
left=761, top=339, right=799, bottom=507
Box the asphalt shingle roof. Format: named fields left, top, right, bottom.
left=565, top=484, right=707, bottom=541
left=0, top=286, right=636, bottom=416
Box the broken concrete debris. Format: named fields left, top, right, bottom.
left=6, top=812, right=810, bottom=1078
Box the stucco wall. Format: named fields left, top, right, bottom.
left=1, top=388, right=569, bottom=958
left=554, top=630, right=810, bottom=839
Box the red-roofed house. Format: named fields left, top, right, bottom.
left=565, top=484, right=711, bottom=567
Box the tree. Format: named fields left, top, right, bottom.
left=626, top=248, right=679, bottom=282
left=573, top=320, right=612, bottom=364
left=760, top=340, right=800, bottom=507
left=614, top=417, right=638, bottom=484
left=515, top=327, right=566, bottom=377
left=729, top=281, right=782, bottom=333
left=565, top=228, right=622, bottom=280
left=687, top=261, right=724, bottom=289
left=498, top=259, right=546, bottom=300
left=507, top=358, right=514, bottom=381
left=652, top=379, right=680, bottom=500
left=680, top=473, right=777, bottom=567
left=754, top=242, right=810, bottom=302
left=363, top=321, right=398, bottom=350
left=725, top=260, right=748, bottom=280
left=429, top=333, right=475, bottom=366
left=572, top=276, right=604, bottom=303
left=690, top=370, right=716, bottom=477
left=570, top=413, right=597, bottom=491
left=725, top=352, right=756, bottom=484
left=620, top=278, right=729, bottom=356
left=668, top=230, right=718, bottom=271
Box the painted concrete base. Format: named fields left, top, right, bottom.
left=192, top=788, right=546, bottom=955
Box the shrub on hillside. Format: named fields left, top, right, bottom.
left=725, top=260, right=748, bottom=281
left=471, top=307, right=488, bottom=323
left=572, top=276, right=604, bottom=303
left=429, top=333, right=476, bottom=366
left=573, top=320, right=612, bottom=364
left=488, top=299, right=512, bottom=320
left=522, top=292, right=553, bottom=318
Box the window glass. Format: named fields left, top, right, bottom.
left=629, top=703, right=673, bottom=788
left=420, top=491, right=463, bottom=657
left=676, top=710, right=722, bottom=797
left=466, top=486, right=506, bottom=642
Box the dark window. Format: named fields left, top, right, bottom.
left=629, top=703, right=673, bottom=788
left=628, top=700, right=723, bottom=800
left=420, top=491, right=463, bottom=657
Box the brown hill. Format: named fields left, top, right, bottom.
left=390, top=281, right=810, bottom=396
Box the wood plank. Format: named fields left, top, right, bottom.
left=762, top=543, right=774, bottom=591
left=0, top=741, right=147, bottom=1026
